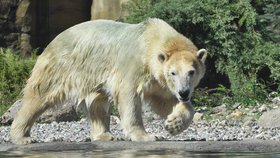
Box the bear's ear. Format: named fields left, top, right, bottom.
left=158, top=52, right=168, bottom=63
left=197, top=49, right=207, bottom=63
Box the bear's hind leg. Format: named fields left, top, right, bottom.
left=87, top=95, right=115, bottom=141
left=10, top=89, right=49, bottom=145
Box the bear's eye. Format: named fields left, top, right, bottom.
left=170, top=72, right=176, bottom=76
left=189, top=70, right=195, bottom=76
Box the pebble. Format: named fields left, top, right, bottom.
left=1, top=115, right=280, bottom=144
left=258, top=104, right=268, bottom=112
left=230, top=110, right=244, bottom=118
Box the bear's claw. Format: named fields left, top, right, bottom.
left=154, top=135, right=165, bottom=141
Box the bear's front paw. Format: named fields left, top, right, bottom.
left=164, top=113, right=186, bottom=135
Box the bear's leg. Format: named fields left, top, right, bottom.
left=145, top=96, right=176, bottom=118
left=88, top=96, right=115, bottom=141
left=164, top=102, right=195, bottom=135
left=10, top=89, right=49, bottom=145
left=118, top=91, right=161, bottom=141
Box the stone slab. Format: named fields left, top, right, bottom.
left=0, top=140, right=280, bottom=152
left=258, top=108, right=280, bottom=128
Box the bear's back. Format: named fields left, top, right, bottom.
left=43, top=20, right=146, bottom=63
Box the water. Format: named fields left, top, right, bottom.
left=1, top=150, right=280, bottom=158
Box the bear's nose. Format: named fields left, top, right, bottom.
left=179, top=90, right=190, bottom=100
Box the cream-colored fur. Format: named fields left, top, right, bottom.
left=10, top=18, right=207, bottom=144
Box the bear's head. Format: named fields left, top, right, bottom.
left=157, top=48, right=207, bottom=103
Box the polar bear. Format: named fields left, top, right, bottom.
left=10, top=18, right=207, bottom=144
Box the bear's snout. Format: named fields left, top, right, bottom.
left=178, top=89, right=190, bottom=101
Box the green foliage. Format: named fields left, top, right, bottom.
left=256, top=0, right=280, bottom=43
left=0, top=48, right=36, bottom=115
left=125, top=0, right=280, bottom=106
left=192, top=85, right=230, bottom=107
left=227, top=67, right=268, bottom=105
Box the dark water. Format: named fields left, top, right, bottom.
left=1, top=150, right=280, bottom=158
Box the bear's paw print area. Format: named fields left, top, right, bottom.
left=164, top=114, right=185, bottom=135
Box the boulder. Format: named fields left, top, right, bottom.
left=0, top=100, right=80, bottom=125
left=0, top=100, right=22, bottom=125
left=38, top=102, right=80, bottom=123
left=193, top=112, right=204, bottom=122
left=257, top=108, right=280, bottom=128
left=212, top=104, right=227, bottom=113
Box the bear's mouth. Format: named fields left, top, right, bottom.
left=178, top=97, right=190, bottom=103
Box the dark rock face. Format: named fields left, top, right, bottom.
left=0, top=0, right=130, bottom=55
left=0, top=0, right=32, bottom=55
left=0, top=0, right=20, bottom=50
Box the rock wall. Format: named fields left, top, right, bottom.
left=16, top=0, right=32, bottom=56
left=91, top=0, right=129, bottom=20
left=0, top=0, right=20, bottom=50
left=0, top=0, right=32, bottom=56
left=0, top=0, right=130, bottom=55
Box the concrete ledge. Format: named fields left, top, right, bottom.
left=1, top=140, right=280, bottom=152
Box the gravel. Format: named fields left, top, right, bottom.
left=1, top=113, right=280, bottom=144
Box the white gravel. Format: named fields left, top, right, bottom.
left=1, top=115, right=280, bottom=143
